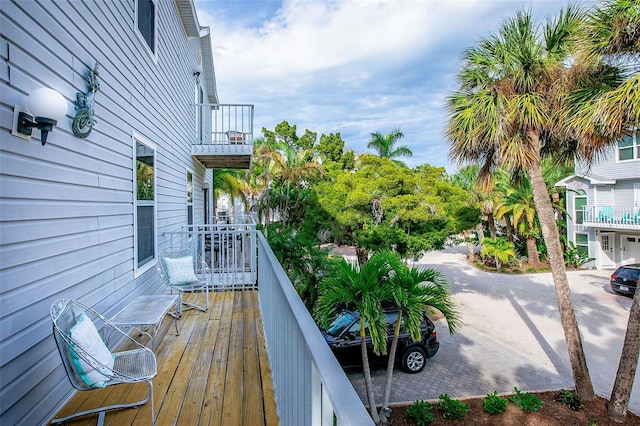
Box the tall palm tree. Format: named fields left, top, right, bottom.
left=315, top=253, right=395, bottom=424
left=379, top=253, right=460, bottom=422
left=572, top=0, right=640, bottom=420
left=445, top=7, right=601, bottom=399
left=367, top=128, right=413, bottom=167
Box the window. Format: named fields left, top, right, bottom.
left=575, top=190, right=586, bottom=224
left=136, top=0, right=156, bottom=55
left=576, top=233, right=589, bottom=257
left=186, top=170, right=193, bottom=227
left=618, top=129, right=639, bottom=161
left=134, top=135, right=156, bottom=274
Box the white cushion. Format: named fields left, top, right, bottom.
left=69, top=312, right=114, bottom=388
left=162, top=255, right=199, bottom=286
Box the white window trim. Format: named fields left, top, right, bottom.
left=617, top=129, right=639, bottom=163
left=134, top=0, right=158, bottom=62
left=133, top=131, right=158, bottom=277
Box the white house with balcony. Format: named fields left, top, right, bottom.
left=557, top=130, right=640, bottom=270
left=1, top=1, right=369, bottom=425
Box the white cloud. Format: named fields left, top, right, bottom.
left=195, top=0, right=599, bottom=171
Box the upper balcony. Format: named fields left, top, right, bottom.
left=581, top=205, right=640, bottom=230
left=192, top=104, right=254, bottom=169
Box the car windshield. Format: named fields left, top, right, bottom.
left=326, top=312, right=357, bottom=337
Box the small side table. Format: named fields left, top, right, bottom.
left=110, top=295, right=179, bottom=351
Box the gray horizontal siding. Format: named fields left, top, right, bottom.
left=0, top=0, right=213, bottom=424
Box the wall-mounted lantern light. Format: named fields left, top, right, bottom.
left=193, top=65, right=203, bottom=78
left=13, top=88, right=67, bottom=145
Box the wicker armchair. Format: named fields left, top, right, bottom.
left=50, top=299, right=157, bottom=425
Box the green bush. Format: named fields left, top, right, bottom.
left=509, top=387, right=543, bottom=412
left=555, top=389, right=583, bottom=410
left=406, top=400, right=433, bottom=425
left=438, top=394, right=469, bottom=419
left=483, top=391, right=508, bottom=415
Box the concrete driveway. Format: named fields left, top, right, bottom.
left=345, top=244, right=639, bottom=414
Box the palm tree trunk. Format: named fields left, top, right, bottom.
left=526, top=235, right=540, bottom=266
left=360, top=319, right=380, bottom=423
left=476, top=223, right=485, bottom=243
left=526, top=130, right=594, bottom=400
left=607, top=287, right=640, bottom=421
left=356, top=246, right=368, bottom=266
left=381, top=313, right=403, bottom=423
left=505, top=216, right=514, bottom=244
left=487, top=212, right=497, bottom=239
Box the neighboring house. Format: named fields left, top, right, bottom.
left=557, top=129, right=640, bottom=270
left=0, top=1, right=252, bottom=424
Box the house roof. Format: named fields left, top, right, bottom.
left=175, top=0, right=219, bottom=104
left=175, top=0, right=200, bottom=38
left=556, top=173, right=616, bottom=187
left=199, top=27, right=219, bottom=104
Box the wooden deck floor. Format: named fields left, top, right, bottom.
left=53, top=290, right=279, bottom=425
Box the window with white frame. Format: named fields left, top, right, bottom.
left=576, top=233, right=589, bottom=256
left=186, top=170, right=194, bottom=227
left=575, top=190, right=586, bottom=224
left=618, top=129, right=639, bottom=161
left=134, top=136, right=156, bottom=273
left=136, top=0, right=156, bottom=55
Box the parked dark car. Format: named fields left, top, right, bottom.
left=322, top=308, right=439, bottom=373
left=610, top=264, right=640, bottom=296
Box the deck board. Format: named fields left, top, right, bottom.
left=52, top=290, right=278, bottom=425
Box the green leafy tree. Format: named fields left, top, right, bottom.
left=315, top=253, right=395, bottom=424
left=367, top=128, right=413, bottom=167
left=314, top=155, right=469, bottom=264
left=446, top=7, right=604, bottom=399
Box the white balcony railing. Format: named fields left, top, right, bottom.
left=161, top=222, right=374, bottom=425
left=195, top=103, right=254, bottom=145
left=581, top=205, right=640, bottom=229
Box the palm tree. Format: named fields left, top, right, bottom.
left=367, top=128, right=413, bottom=167
left=480, top=237, right=516, bottom=271
left=445, top=7, right=602, bottom=399
left=494, top=179, right=542, bottom=267
left=379, top=252, right=460, bottom=423
left=315, top=253, right=395, bottom=424
left=571, top=0, right=640, bottom=420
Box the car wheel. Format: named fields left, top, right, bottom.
left=401, top=346, right=426, bottom=373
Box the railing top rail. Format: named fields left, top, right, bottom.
left=194, top=103, right=255, bottom=108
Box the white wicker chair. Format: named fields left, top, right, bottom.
left=50, top=299, right=157, bottom=425
left=157, top=248, right=210, bottom=316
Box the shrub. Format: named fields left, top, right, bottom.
left=555, top=389, right=583, bottom=411
left=406, top=400, right=433, bottom=425
left=483, top=391, right=508, bottom=415
left=438, top=394, right=469, bottom=419
left=509, top=387, right=543, bottom=412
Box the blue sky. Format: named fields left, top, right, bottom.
left=195, top=0, right=597, bottom=173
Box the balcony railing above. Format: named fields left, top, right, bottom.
left=581, top=205, right=640, bottom=229
left=193, top=103, right=254, bottom=169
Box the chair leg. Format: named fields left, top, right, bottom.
left=51, top=389, right=152, bottom=425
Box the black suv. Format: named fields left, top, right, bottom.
left=322, top=308, right=439, bottom=373
left=610, top=264, right=640, bottom=296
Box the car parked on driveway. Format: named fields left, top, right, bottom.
left=322, top=308, right=439, bottom=373
left=610, top=264, right=640, bottom=296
